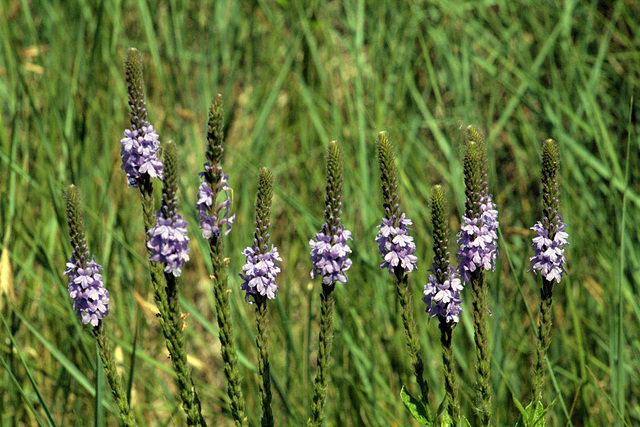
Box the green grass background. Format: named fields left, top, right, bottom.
left=1, top=0, right=639, bottom=425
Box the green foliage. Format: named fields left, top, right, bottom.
left=0, top=0, right=639, bottom=425
left=514, top=397, right=556, bottom=427
left=400, top=385, right=431, bottom=425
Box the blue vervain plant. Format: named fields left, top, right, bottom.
left=424, top=185, right=462, bottom=423
left=374, top=132, right=428, bottom=407
left=529, top=139, right=568, bottom=402
left=308, top=141, right=352, bottom=426
left=457, top=125, right=499, bottom=424
left=197, top=95, right=247, bottom=427
left=240, top=167, right=281, bottom=427
left=121, top=49, right=205, bottom=426
left=148, top=142, right=206, bottom=426
left=63, top=185, right=136, bottom=426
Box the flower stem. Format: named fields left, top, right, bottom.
left=93, top=323, right=137, bottom=426
left=395, top=269, right=429, bottom=404
left=470, top=270, right=491, bottom=424
left=209, top=236, right=248, bottom=426
left=309, top=285, right=335, bottom=426
left=164, top=273, right=206, bottom=426
left=256, top=299, right=274, bottom=427
left=438, top=319, right=459, bottom=423
left=532, top=278, right=554, bottom=401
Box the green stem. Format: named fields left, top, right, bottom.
left=309, top=286, right=335, bottom=426
left=532, top=278, right=554, bottom=402
left=164, top=274, right=206, bottom=426
left=138, top=176, right=156, bottom=235
left=470, top=270, right=491, bottom=424
left=256, top=299, right=274, bottom=427
left=395, top=270, right=429, bottom=404
left=93, top=323, right=137, bottom=426
left=209, top=237, right=248, bottom=427
left=138, top=183, right=206, bottom=426
left=438, top=320, right=459, bottom=423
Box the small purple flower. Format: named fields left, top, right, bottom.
left=375, top=213, right=418, bottom=274
left=64, top=257, right=110, bottom=327
left=529, top=218, right=569, bottom=283
left=310, top=227, right=353, bottom=285
left=148, top=214, right=190, bottom=277
left=423, top=266, right=463, bottom=323
left=120, top=124, right=163, bottom=187
left=240, top=245, right=282, bottom=301
left=457, top=194, right=499, bottom=282
left=196, top=165, right=235, bottom=238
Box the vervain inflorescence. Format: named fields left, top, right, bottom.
left=63, top=186, right=110, bottom=327
left=424, top=186, right=462, bottom=324
left=375, top=131, right=418, bottom=275
left=457, top=194, right=499, bottom=282
left=529, top=222, right=568, bottom=282
left=309, top=228, right=352, bottom=285
left=309, top=141, right=352, bottom=286
left=197, top=169, right=235, bottom=239
left=423, top=265, right=463, bottom=324
left=529, top=140, right=568, bottom=283
left=147, top=142, right=190, bottom=277
left=64, top=258, right=110, bottom=327
left=120, top=48, right=163, bottom=187
left=240, top=245, right=282, bottom=301
left=376, top=214, right=418, bottom=274
left=240, top=168, right=282, bottom=302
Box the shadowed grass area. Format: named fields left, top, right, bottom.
left=1, top=0, right=639, bottom=425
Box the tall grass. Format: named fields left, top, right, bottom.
left=0, top=0, right=639, bottom=425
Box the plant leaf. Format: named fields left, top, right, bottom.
left=441, top=412, right=453, bottom=427
left=400, top=385, right=431, bottom=425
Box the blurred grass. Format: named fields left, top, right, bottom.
left=1, top=0, right=639, bottom=425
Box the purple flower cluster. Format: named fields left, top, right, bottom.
left=64, top=257, right=110, bottom=327
left=240, top=245, right=282, bottom=301
left=196, top=166, right=235, bottom=238
left=120, top=124, right=163, bottom=187
left=423, top=266, right=463, bottom=323
left=309, top=227, right=353, bottom=285
left=148, top=215, right=190, bottom=277
left=457, top=194, right=499, bottom=282
left=529, top=219, right=569, bottom=283
left=375, top=213, right=418, bottom=274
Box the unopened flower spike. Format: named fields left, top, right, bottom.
left=309, top=141, right=353, bottom=286
left=375, top=131, right=418, bottom=275
left=530, top=138, right=569, bottom=403
left=120, top=48, right=163, bottom=188
left=147, top=142, right=190, bottom=277
left=63, top=186, right=110, bottom=327
left=197, top=95, right=235, bottom=239
left=240, top=168, right=282, bottom=302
